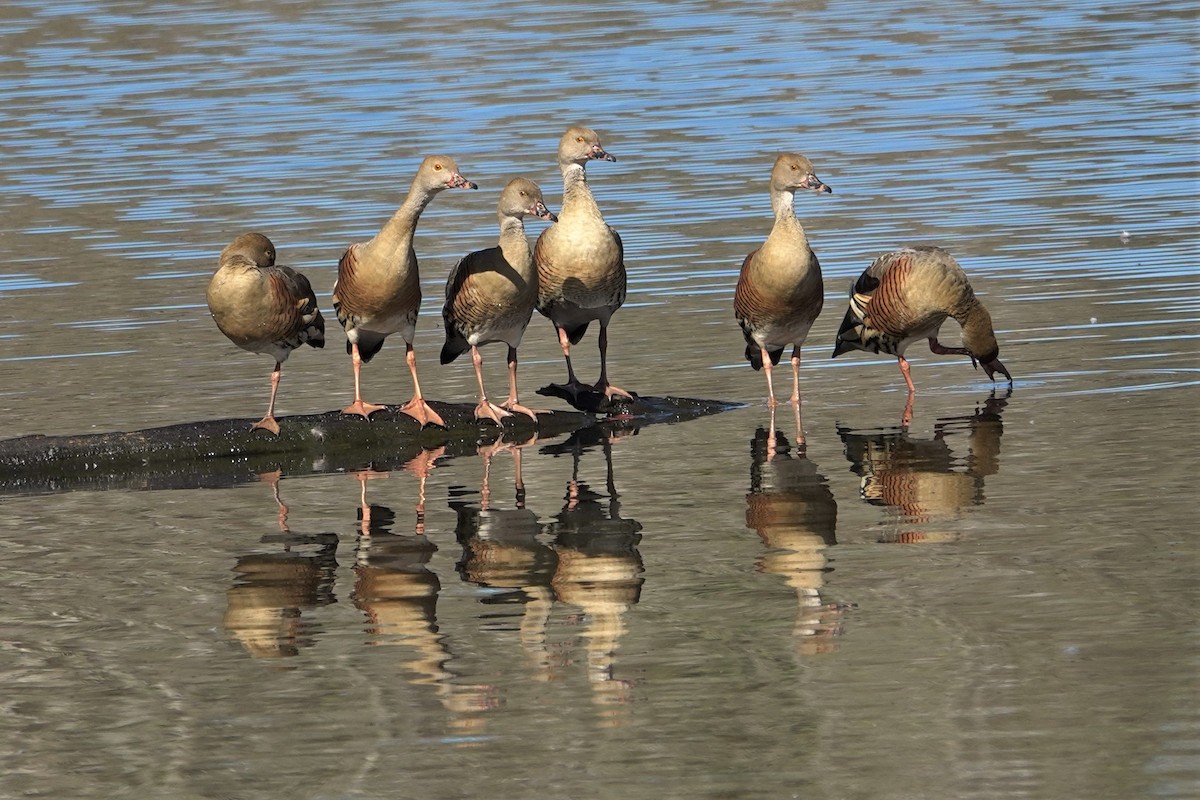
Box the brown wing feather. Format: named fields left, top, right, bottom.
left=733, top=249, right=784, bottom=370
left=330, top=242, right=400, bottom=361
left=440, top=250, right=482, bottom=364
left=331, top=244, right=359, bottom=330
left=834, top=251, right=911, bottom=357
left=268, top=266, right=325, bottom=350
left=532, top=227, right=553, bottom=302
left=732, top=249, right=759, bottom=326
left=865, top=252, right=916, bottom=336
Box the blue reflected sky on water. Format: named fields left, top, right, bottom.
left=0, top=0, right=1194, bottom=415
left=1, top=1, right=1194, bottom=280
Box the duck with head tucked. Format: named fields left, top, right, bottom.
left=207, top=232, right=325, bottom=435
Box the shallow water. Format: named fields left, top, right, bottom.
left=1, top=1, right=1197, bottom=798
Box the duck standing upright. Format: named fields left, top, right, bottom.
left=441, top=178, right=557, bottom=424
left=831, top=244, right=1012, bottom=424
left=734, top=153, right=832, bottom=407
left=332, top=155, right=477, bottom=427
left=207, top=232, right=326, bottom=435
left=534, top=126, right=631, bottom=403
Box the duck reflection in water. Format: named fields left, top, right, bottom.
left=350, top=449, right=498, bottom=733
left=452, top=437, right=555, bottom=681
left=747, top=408, right=845, bottom=656
left=224, top=473, right=339, bottom=661
left=455, top=426, right=644, bottom=723
left=838, top=389, right=1009, bottom=543
left=258, top=469, right=291, bottom=531
left=545, top=426, right=645, bottom=720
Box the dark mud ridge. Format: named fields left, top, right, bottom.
left=0, top=393, right=740, bottom=495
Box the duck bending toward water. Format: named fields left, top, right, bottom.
left=207, top=232, right=325, bottom=435
left=832, top=245, right=1012, bottom=425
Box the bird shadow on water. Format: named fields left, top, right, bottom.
left=836, top=389, right=1011, bottom=544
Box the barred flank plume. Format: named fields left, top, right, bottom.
left=832, top=287, right=897, bottom=357
left=278, top=267, right=325, bottom=350
left=831, top=260, right=902, bottom=358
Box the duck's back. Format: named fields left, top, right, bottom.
left=835, top=246, right=972, bottom=359
left=208, top=263, right=267, bottom=346
left=867, top=247, right=972, bottom=331
left=210, top=263, right=324, bottom=360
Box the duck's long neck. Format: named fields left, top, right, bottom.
left=498, top=215, right=534, bottom=277
left=559, top=162, right=599, bottom=218
left=369, top=181, right=439, bottom=257
left=957, top=302, right=1000, bottom=360
left=769, top=188, right=807, bottom=244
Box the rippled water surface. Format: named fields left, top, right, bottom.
left=1, top=1, right=1197, bottom=798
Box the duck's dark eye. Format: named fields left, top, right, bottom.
left=433, top=163, right=443, bottom=171
left=576, top=137, right=585, bottom=143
